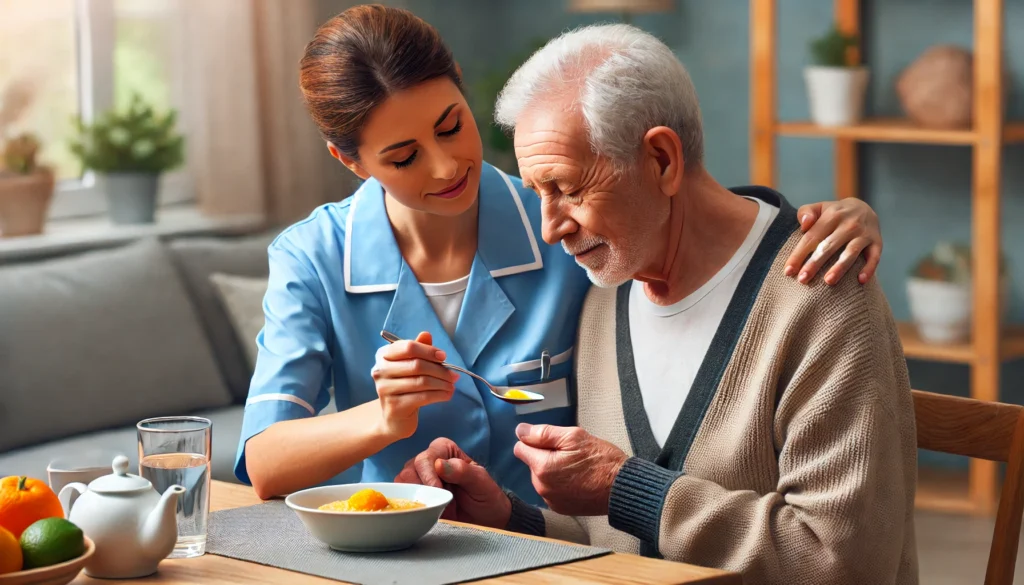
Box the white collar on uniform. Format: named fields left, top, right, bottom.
left=344, top=162, right=542, bottom=294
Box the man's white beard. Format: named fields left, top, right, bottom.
left=563, top=170, right=654, bottom=289
left=563, top=239, right=629, bottom=288
left=573, top=250, right=634, bottom=288
left=581, top=265, right=631, bottom=288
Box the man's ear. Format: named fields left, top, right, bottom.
left=641, top=127, right=685, bottom=197
left=328, top=142, right=370, bottom=181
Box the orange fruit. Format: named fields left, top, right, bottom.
left=0, top=525, right=22, bottom=574
left=0, top=477, right=63, bottom=539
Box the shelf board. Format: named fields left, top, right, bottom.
left=776, top=118, right=978, bottom=145
left=898, top=322, right=1024, bottom=364
left=899, top=322, right=975, bottom=364
left=916, top=466, right=976, bottom=514
left=1005, top=122, right=1024, bottom=143
left=776, top=119, right=1024, bottom=145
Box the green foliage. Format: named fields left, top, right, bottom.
left=69, top=93, right=184, bottom=174
left=469, top=38, right=551, bottom=156
left=809, top=25, right=858, bottom=67
left=911, top=242, right=1008, bottom=284
left=2, top=132, right=44, bottom=175
left=912, top=242, right=971, bottom=284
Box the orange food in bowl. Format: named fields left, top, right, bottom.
left=347, top=489, right=390, bottom=512
left=0, top=526, right=22, bottom=575
left=318, top=488, right=425, bottom=513
left=0, top=476, right=63, bottom=539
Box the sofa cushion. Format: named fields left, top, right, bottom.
left=209, top=273, right=269, bottom=371
left=0, top=238, right=233, bottom=453
left=0, top=406, right=247, bottom=485
left=167, top=232, right=278, bottom=402
left=0, top=400, right=340, bottom=487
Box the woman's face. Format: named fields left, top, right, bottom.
left=335, top=77, right=484, bottom=217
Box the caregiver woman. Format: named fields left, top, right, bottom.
left=235, top=5, right=885, bottom=503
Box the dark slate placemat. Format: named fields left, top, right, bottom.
left=207, top=500, right=610, bottom=585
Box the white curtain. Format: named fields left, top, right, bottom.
left=182, top=0, right=326, bottom=224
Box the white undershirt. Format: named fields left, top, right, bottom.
left=629, top=198, right=779, bottom=447
left=421, top=274, right=470, bottom=339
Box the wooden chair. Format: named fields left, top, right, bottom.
left=913, top=389, right=1024, bottom=585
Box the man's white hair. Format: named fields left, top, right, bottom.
left=494, top=24, right=703, bottom=169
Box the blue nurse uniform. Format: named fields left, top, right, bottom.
left=234, top=162, right=592, bottom=506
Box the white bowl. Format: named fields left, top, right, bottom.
left=285, top=483, right=452, bottom=552
left=906, top=277, right=972, bottom=344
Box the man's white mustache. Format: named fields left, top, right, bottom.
left=562, top=236, right=605, bottom=257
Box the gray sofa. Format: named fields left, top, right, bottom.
left=0, top=229, right=337, bottom=485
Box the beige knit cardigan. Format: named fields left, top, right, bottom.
left=505, top=187, right=919, bottom=585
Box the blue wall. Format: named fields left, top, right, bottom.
left=320, top=1, right=1024, bottom=463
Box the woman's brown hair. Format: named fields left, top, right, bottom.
left=299, top=4, right=463, bottom=160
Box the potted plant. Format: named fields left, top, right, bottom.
left=0, top=133, right=55, bottom=237
left=804, top=25, right=868, bottom=127
left=0, top=78, right=54, bottom=238
left=69, top=93, right=185, bottom=224
left=906, top=242, right=1008, bottom=344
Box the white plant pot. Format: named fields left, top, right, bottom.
left=804, top=66, right=869, bottom=127
left=906, top=277, right=971, bottom=345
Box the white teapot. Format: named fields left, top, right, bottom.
left=59, top=455, right=184, bottom=579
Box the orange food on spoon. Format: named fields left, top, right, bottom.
left=503, top=389, right=529, bottom=400
left=0, top=476, right=64, bottom=539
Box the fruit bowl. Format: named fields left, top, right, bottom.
left=0, top=537, right=94, bottom=585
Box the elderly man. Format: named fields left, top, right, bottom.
left=397, top=24, right=918, bottom=584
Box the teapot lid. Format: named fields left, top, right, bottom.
left=87, top=455, right=153, bottom=494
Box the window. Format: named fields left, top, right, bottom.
left=0, top=0, right=193, bottom=220
left=0, top=1, right=79, bottom=181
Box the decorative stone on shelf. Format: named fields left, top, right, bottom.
left=897, top=45, right=973, bottom=130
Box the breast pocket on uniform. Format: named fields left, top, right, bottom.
left=500, top=346, right=574, bottom=415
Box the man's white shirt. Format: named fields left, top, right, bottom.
left=629, top=197, right=780, bottom=446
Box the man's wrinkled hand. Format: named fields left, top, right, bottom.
left=513, top=423, right=628, bottom=516
left=394, top=438, right=511, bottom=528
left=394, top=437, right=466, bottom=490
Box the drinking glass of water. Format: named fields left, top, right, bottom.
left=137, top=416, right=212, bottom=559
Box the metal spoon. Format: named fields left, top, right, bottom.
left=379, top=330, right=544, bottom=405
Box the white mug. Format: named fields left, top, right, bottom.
left=48, top=450, right=130, bottom=511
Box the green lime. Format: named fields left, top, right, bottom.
left=19, top=518, right=85, bottom=569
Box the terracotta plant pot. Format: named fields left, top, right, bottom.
left=0, top=170, right=55, bottom=238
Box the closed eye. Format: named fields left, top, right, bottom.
left=535, top=188, right=580, bottom=204
left=391, top=119, right=462, bottom=170
left=438, top=119, right=462, bottom=138
left=393, top=152, right=417, bottom=169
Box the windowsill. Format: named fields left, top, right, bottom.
left=0, top=205, right=268, bottom=262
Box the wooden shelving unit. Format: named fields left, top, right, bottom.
left=776, top=118, right=980, bottom=145
left=750, top=0, right=1016, bottom=515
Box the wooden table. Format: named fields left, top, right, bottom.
left=72, top=481, right=740, bottom=584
